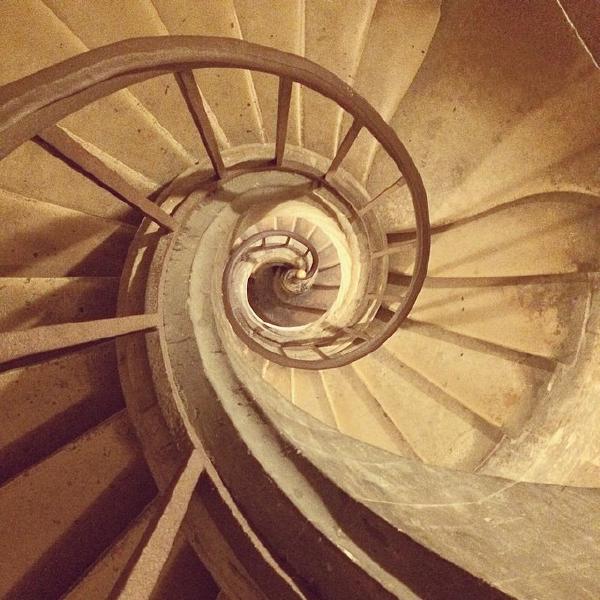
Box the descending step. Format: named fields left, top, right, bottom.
left=320, top=366, right=417, bottom=457
left=303, top=0, right=376, bottom=158
left=0, top=411, right=156, bottom=599
left=366, top=0, right=600, bottom=228
left=291, top=368, right=336, bottom=426
left=63, top=499, right=157, bottom=600
left=0, top=0, right=192, bottom=186
left=42, top=0, right=209, bottom=161
left=0, top=141, right=136, bottom=223
left=0, top=188, right=133, bottom=277
left=263, top=360, right=292, bottom=398
left=150, top=0, right=266, bottom=146
left=341, top=0, right=441, bottom=182
left=0, top=276, right=118, bottom=331
left=384, top=277, right=590, bottom=362
left=235, top=0, right=304, bottom=145
left=353, top=353, right=500, bottom=469
left=0, top=341, right=124, bottom=484
left=387, top=194, right=600, bottom=277
left=383, top=325, right=552, bottom=436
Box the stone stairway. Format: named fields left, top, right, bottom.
left=0, top=1, right=598, bottom=599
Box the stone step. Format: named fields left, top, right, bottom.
left=235, top=0, right=304, bottom=146
left=290, top=367, right=336, bottom=426
left=63, top=498, right=157, bottom=600
left=366, top=0, right=599, bottom=228
left=0, top=188, right=133, bottom=277
left=353, top=354, right=499, bottom=469
left=0, top=341, right=124, bottom=485
left=0, top=276, right=118, bottom=332
left=303, top=0, right=376, bottom=159
left=263, top=360, right=292, bottom=398
left=384, top=325, right=552, bottom=436
left=0, top=410, right=156, bottom=599
left=384, top=277, right=590, bottom=362
left=320, top=366, right=417, bottom=457
left=150, top=0, right=266, bottom=147
left=42, top=0, right=208, bottom=162
left=0, top=0, right=192, bottom=186
left=0, top=141, right=136, bottom=223
left=388, top=195, right=600, bottom=277
left=341, top=0, right=441, bottom=183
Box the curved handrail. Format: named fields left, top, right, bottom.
left=0, top=36, right=430, bottom=369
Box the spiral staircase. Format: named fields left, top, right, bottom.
left=0, top=1, right=599, bottom=598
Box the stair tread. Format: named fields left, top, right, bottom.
left=389, top=196, right=600, bottom=278
left=320, top=367, right=416, bottom=457
left=385, top=327, right=551, bottom=434
left=366, top=0, right=599, bottom=227
left=0, top=0, right=192, bottom=186
left=0, top=410, right=156, bottom=599
left=291, top=368, right=336, bottom=426
left=0, top=341, right=124, bottom=483
left=0, top=188, right=132, bottom=277
left=303, top=0, right=377, bottom=158
left=63, top=498, right=157, bottom=600
left=354, top=355, right=498, bottom=469
left=42, top=0, right=210, bottom=163
left=263, top=360, right=292, bottom=398
left=151, top=0, right=266, bottom=146
left=0, top=276, right=118, bottom=332
left=235, top=0, right=304, bottom=146
left=0, top=141, right=136, bottom=223
left=385, top=279, right=589, bottom=362
left=342, top=0, right=441, bottom=182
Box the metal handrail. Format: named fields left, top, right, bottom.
left=0, top=36, right=430, bottom=370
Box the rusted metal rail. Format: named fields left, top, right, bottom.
left=0, top=36, right=430, bottom=370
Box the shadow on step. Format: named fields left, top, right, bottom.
left=4, top=458, right=156, bottom=600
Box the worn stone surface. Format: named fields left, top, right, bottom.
left=0, top=188, right=133, bottom=277
left=0, top=411, right=156, bottom=599
left=367, top=0, right=600, bottom=227
left=0, top=2, right=598, bottom=598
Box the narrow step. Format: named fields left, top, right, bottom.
left=0, top=410, right=156, bottom=599
left=389, top=195, right=600, bottom=277
left=384, top=277, right=590, bottom=362
left=0, top=276, right=118, bottom=332
left=320, top=366, right=417, bottom=457
left=384, top=326, right=552, bottom=436
left=42, top=0, right=208, bottom=162
left=291, top=368, right=336, bottom=426
left=150, top=0, right=266, bottom=146
left=0, top=0, right=192, bottom=186
left=341, top=0, right=441, bottom=182
left=366, top=0, right=599, bottom=226
left=63, top=499, right=158, bottom=600
left=353, top=354, right=499, bottom=469
left=263, top=360, right=292, bottom=399
left=234, top=0, right=304, bottom=145
left=0, top=188, right=133, bottom=277
left=0, top=341, right=124, bottom=485
left=0, top=141, right=136, bottom=223
left=303, top=0, right=377, bottom=158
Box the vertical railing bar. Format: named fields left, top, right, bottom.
left=275, top=77, right=293, bottom=166
left=326, top=118, right=362, bottom=176
left=175, top=70, right=226, bottom=179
